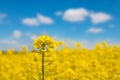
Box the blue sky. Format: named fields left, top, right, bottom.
left=0, top=0, right=120, bottom=50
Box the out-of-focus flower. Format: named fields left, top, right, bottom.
left=0, top=50, right=2, bottom=55
left=6, top=49, right=14, bottom=55
left=75, top=42, right=81, bottom=48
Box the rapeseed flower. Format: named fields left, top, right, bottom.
left=33, top=35, right=57, bottom=51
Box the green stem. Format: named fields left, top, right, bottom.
left=42, top=51, right=44, bottom=80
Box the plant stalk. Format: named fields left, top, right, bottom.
left=42, top=51, right=44, bottom=80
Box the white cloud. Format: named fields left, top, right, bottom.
left=37, top=14, right=54, bottom=24
left=0, top=39, right=20, bottom=51
left=0, top=40, right=17, bottom=45
left=0, top=13, right=6, bottom=18
left=0, top=39, right=30, bottom=51
left=22, top=18, right=39, bottom=26
left=22, top=14, right=54, bottom=26
left=25, top=32, right=38, bottom=41
left=87, top=27, right=104, bottom=33
left=56, top=11, right=63, bottom=16
left=57, top=8, right=112, bottom=24
left=13, top=30, right=22, bottom=38
left=0, top=13, right=7, bottom=24
left=63, top=8, right=89, bottom=22
left=90, top=12, right=112, bottom=24
left=31, top=35, right=38, bottom=41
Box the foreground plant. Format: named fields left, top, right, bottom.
left=33, top=35, right=57, bottom=80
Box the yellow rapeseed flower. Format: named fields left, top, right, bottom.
left=75, top=42, right=81, bottom=48
left=33, top=35, right=57, bottom=51
left=0, top=50, right=2, bottom=55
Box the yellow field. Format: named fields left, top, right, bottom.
left=0, top=36, right=120, bottom=80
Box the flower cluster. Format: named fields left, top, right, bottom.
left=33, top=35, right=57, bottom=51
